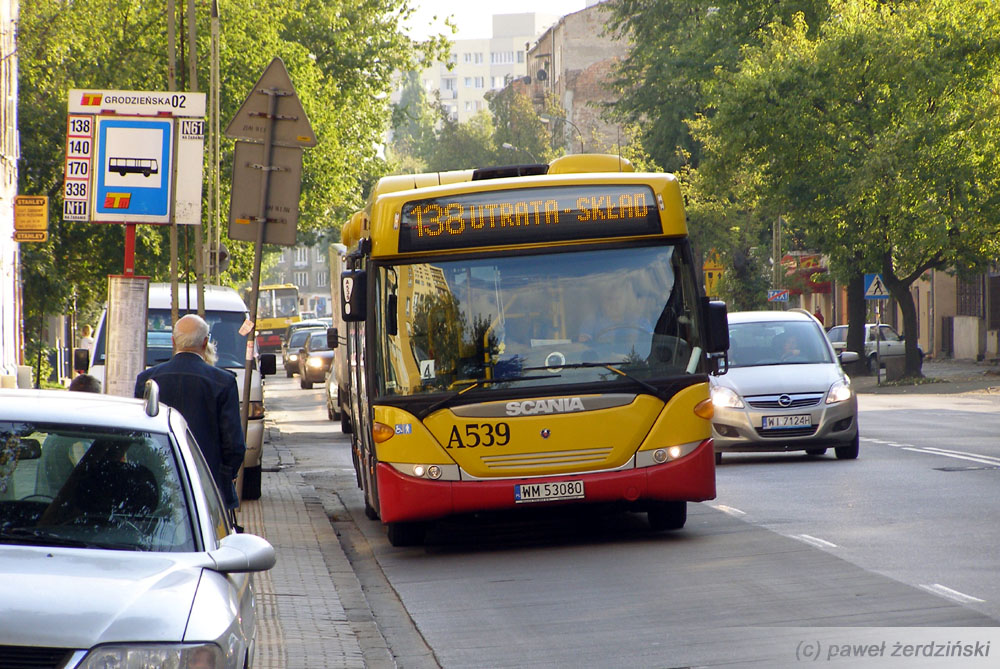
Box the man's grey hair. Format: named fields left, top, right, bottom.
left=173, top=314, right=210, bottom=350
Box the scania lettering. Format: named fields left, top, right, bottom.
left=335, top=154, right=729, bottom=546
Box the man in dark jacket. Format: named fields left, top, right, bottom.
left=134, top=314, right=245, bottom=510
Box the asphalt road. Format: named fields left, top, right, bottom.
left=269, top=364, right=1000, bottom=668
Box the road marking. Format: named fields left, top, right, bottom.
left=794, top=534, right=838, bottom=549
left=919, top=583, right=985, bottom=604
left=865, top=438, right=1000, bottom=467
left=711, top=504, right=746, bottom=517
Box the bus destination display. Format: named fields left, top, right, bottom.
left=398, top=184, right=662, bottom=252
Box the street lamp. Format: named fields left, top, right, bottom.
left=540, top=114, right=584, bottom=153
left=501, top=142, right=537, bottom=163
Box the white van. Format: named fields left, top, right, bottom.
left=88, top=283, right=275, bottom=500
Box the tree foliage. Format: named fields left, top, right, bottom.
left=17, top=0, right=445, bottom=326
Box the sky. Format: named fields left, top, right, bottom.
left=405, top=1, right=588, bottom=41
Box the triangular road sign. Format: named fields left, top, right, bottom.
left=225, top=57, right=317, bottom=147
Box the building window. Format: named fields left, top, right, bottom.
left=517, top=51, right=524, bottom=63
left=293, top=271, right=308, bottom=288
left=475, top=52, right=484, bottom=64
left=442, top=78, right=456, bottom=90
left=314, top=246, right=324, bottom=263
left=465, top=101, right=473, bottom=111
left=464, top=77, right=473, bottom=87
left=492, top=76, right=504, bottom=89
left=316, top=271, right=328, bottom=288
left=475, top=77, right=484, bottom=88
left=294, top=247, right=308, bottom=265
left=463, top=52, right=472, bottom=63
left=957, top=277, right=984, bottom=317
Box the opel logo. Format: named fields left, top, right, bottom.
left=778, top=394, right=793, bottom=407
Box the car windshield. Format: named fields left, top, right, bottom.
left=94, top=309, right=250, bottom=370
left=373, top=243, right=705, bottom=398
left=288, top=330, right=316, bottom=348
left=0, top=423, right=195, bottom=552
left=826, top=326, right=847, bottom=343
left=727, top=320, right=833, bottom=367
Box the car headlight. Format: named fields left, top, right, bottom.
left=710, top=384, right=744, bottom=409
left=307, top=356, right=324, bottom=368
left=289, top=353, right=298, bottom=362
left=248, top=399, right=265, bottom=419
left=826, top=378, right=853, bottom=404
left=80, top=643, right=224, bottom=669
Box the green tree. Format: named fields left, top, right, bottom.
left=17, top=0, right=445, bottom=328
left=692, top=0, right=1000, bottom=375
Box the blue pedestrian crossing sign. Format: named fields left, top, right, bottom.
left=864, top=273, right=890, bottom=300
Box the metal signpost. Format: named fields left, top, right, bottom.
left=225, top=57, right=315, bottom=437
left=864, top=273, right=890, bottom=384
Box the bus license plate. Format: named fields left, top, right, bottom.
left=762, top=414, right=811, bottom=429
left=515, top=480, right=584, bottom=504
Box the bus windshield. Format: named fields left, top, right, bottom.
left=374, top=243, right=704, bottom=398
left=258, top=287, right=299, bottom=319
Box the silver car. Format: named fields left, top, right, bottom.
left=711, top=310, right=860, bottom=462
left=0, top=388, right=275, bottom=668
left=826, top=323, right=923, bottom=373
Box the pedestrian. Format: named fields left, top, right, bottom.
left=813, top=307, right=825, bottom=327
left=133, top=314, right=245, bottom=514
left=79, top=324, right=95, bottom=353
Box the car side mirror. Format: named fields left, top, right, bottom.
left=259, top=353, right=276, bottom=377
left=838, top=351, right=859, bottom=365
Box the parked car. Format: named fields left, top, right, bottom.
left=0, top=387, right=275, bottom=667
left=826, top=323, right=923, bottom=373
left=87, top=284, right=276, bottom=501
left=298, top=331, right=335, bottom=389
left=711, top=310, right=860, bottom=462
left=282, top=326, right=323, bottom=377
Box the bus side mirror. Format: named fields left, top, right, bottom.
left=702, top=298, right=729, bottom=354
left=341, top=270, right=366, bottom=323
left=327, top=327, right=339, bottom=349
left=259, top=353, right=276, bottom=377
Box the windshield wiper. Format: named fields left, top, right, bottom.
left=0, top=527, right=143, bottom=551
left=418, top=374, right=558, bottom=418
left=519, top=361, right=667, bottom=400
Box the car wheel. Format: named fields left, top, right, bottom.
left=285, top=367, right=293, bottom=378
left=835, top=433, right=860, bottom=460
left=241, top=465, right=262, bottom=500
left=805, top=448, right=827, bottom=456
left=387, top=521, right=427, bottom=547
left=327, top=401, right=336, bottom=420
left=300, top=377, right=313, bottom=390
left=647, top=501, right=686, bottom=531
left=340, top=409, right=352, bottom=434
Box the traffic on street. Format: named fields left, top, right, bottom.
left=249, top=358, right=1000, bottom=668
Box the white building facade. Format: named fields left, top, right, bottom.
left=406, top=13, right=558, bottom=123
left=0, top=0, right=21, bottom=385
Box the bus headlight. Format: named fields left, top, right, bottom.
left=412, top=465, right=442, bottom=479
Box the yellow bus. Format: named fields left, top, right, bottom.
left=334, top=154, right=729, bottom=546
left=246, top=283, right=301, bottom=353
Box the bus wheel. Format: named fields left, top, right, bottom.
left=340, top=409, right=352, bottom=434
left=387, top=521, right=427, bottom=547
left=647, top=501, right=686, bottom=531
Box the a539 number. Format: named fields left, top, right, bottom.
left=447, top=422, right=511, bottom=448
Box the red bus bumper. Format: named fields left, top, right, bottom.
left=376, top=439, right=716, bottom=524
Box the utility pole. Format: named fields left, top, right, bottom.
left=188, top=0, right=205, bottom=317
left=167, top=0, right=179, bottom=324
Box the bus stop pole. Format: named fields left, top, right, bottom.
left=239, top=87, right=279, bottom=439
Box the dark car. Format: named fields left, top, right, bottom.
left=298, top=330, right=335, bottom=389
left=282, top=327, right=323, bottom=377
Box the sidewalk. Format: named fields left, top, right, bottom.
left=240, top=424, right=370, bottom=669
left=852, top=357, right=1000, bottom=394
